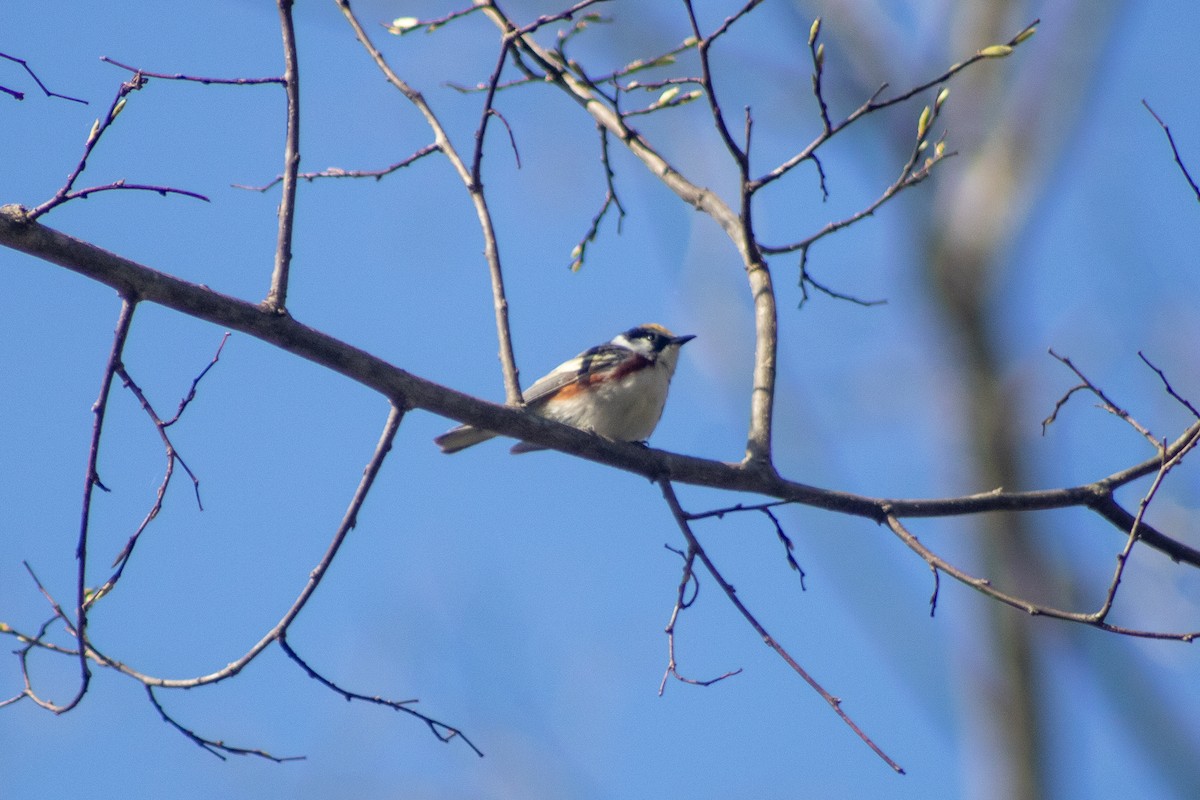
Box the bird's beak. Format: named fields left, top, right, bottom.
left=672, top=334, right=696, bottom=346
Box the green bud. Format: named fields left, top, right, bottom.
left=978, top=44, right=1014, bottom=58
left=934, top=87, right=950, bottom=111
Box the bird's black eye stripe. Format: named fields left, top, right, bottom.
left=627, top=327, right=665, bottom=347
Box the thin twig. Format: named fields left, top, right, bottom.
left=50, top=181, right=209, bottom=205
left=658, top=542, right=742, bottom=694
left=339, top=0, right=523, bottom=406
left=1143, top=100, right=1200, bottom=203
left=105, top=343, right=220, bottom=577
left=76, top=299, right=137, bottom=707
left=758, top=505, right=806, bottom=587
left=570, top=124, right=626, bottom=271
left=762, top=116, right=954, bottom=257
left=101, top=56, right=285, bottom=86
left=515, top=0, right=611, bottom=36
left=884, top=513, right=1199, bottom=641
left=807, top=18, right=832, bottom=135
left=279, top=635, right=484, bottom=757
left=233, top=144, right=440, bottom=192
left=755, top=19, right=1039, bottom=191
left=660, top=479, right=906, bottom=774
left=1140, top=352, right=1200, bottom=420
left=17, top=300, right=136, bottom=713
left=146, top=686, right=303, bottom=762
left=798, top=255, right=888, bottom=308
left=166, top=332, right=230, bottom=425
left=28, top=76, right=148, bottom=219
left=266, top=0, right=301, bottom=312
left=13, top=406, right=408, bottom=701
left=0, top=52, right=88, bottom=103
left=383, top=4, right=484, bottom=36
left=1088, top=443, right=1177, bottom=623
left=677, top=0, right=777, bottom=465
left=1045, top=349, right=1160, bottom=448
left=684, top=500, right=806, bottom=586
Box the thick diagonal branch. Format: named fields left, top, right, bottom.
left=2, top=206, right=1197, bottom=570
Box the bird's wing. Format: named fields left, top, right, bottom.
left=521, top=342, right=630, bottom=406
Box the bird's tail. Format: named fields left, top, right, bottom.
left=434, top=424, right=498, bottom=454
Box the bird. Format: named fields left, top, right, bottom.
left=435, top=323, right=695, bottom=454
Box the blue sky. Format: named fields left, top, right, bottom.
left=3, top=2, right=1199, bottom=798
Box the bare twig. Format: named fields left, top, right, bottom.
left=1045, top=349, right=1160, bottom=448
left=265, top=0, right=301, bottom=312
left=1140, top=352, right=1200, bottom=420
left=684, top=500, right=806, bottom=586
left=338, top=0, right=523, bottom=406
left=28, top=76, right=148, bottom=219
left=166, top=332, right=230, bottom=426
left=9, top=407, right=405, bottom=700
left=146, top=686, right=303, bottom=762
left=55, top=180, right=209, bottom=206
left=1088, top=444, right=1172, bottom=623
left=1143, top=100, right=1200, bottom=203
left=17, top=300, right=136, bottom=713
left=762, top=105, right=954, bottom=259
left=279, top=635, right=484, bottom=757
left=927, top=564, right=941, bottom=617
left=23, top=72, right=208, bottom=218
left=755, top=20, right=1039, bottom=191
left=78, top=300, right=136, bottom=704
left=104, top=338, right=224, bottom=578
left=758, top=505, right=806, bottom=587
left=383, top=4, right=484, bottom=36
left=100, top=56, right=285, bottom=86
left=570, top=124, right=626, bottom=271
left=233, top=144, right=441, bottom=192
left=797, top=252, right=888, bottom=308
left=0, top=52, right=88, bottom=103
left=677, top=0, right=777, bottom=465
left=658, top=542, right=743, bottom=694
left=884, top=513, right=1199, bottom=641
left=660, top=479, right=906, bottom=774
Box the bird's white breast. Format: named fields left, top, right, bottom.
left=541, top=358, right=675, bottom=442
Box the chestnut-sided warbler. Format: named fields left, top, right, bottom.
left=435, top=323, right=694, bottom=454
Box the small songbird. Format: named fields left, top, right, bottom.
left=435, top=323, right=695, bottom=454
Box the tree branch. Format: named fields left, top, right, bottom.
left=2, top=203, right=1197, bottom=569
left=338, top=0, right=523, bottom=406
left=480, top=0, right=779, bottom=466
left=660, top=479, right=905, bottom=773
left=265, top=0, right=301, bottom=311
